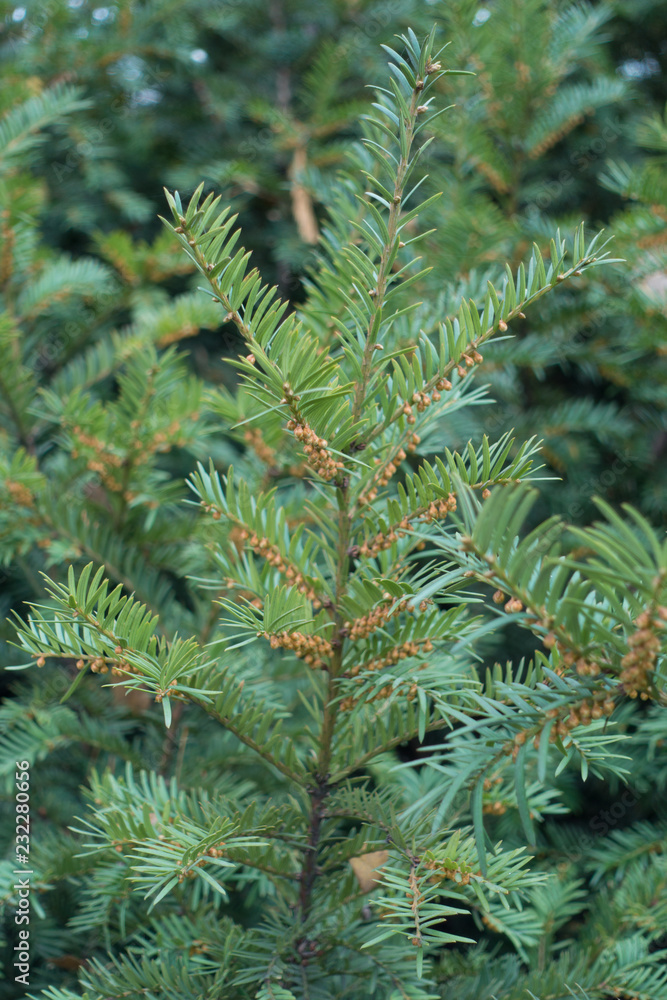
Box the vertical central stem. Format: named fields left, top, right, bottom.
left=297, top=75, right=425, bottom=925
left=298, top=782, right=328, bottom=919
left=351, top=84, right=423, bottom=424
left=298, top=496, right=348, bottom=920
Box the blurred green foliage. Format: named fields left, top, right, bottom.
left=0, top=2, right=666, bottom=997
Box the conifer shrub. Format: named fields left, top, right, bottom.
left=2, top=26, right=667, bottom=1000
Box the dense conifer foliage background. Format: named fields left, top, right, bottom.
left=0, top=2, right=666, bottom=998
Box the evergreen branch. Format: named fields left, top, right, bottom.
left=349, top=37, right=436, bottom=424
left=0, top=83, right=90, bottom=169
left=202, top=700, right=307, bottom=786
left=369, top=227, right=622, bottom=446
